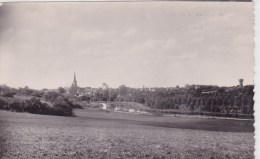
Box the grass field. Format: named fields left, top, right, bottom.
left=0, top=109, right=254, bottom=159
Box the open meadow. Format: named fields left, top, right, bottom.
left=0, top=108, right=254, bottom=159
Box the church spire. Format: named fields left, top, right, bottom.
left=73, top=72, right=77, bottom=87
left=69, top=72, right=78, bottom=95
left=74, top=72, right=76, bottom=82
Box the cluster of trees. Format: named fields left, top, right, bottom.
left=0, top=85, right=82, bottom=116
left=43, top=90, right=83, bottom=109
left=81, top=85, right=254, bottom=115
left=144, top=86, right=254, bottom=115
left=0, top=97, right=73, bottom=116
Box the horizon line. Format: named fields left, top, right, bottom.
left=0, top=83, right=254, bottom=90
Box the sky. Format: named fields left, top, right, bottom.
left=0, top=2, right=254, bottom=89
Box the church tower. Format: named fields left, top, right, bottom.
left=69, top=72, right=78, bottom=95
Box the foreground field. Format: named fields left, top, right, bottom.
left=0, top=109, right=254, bottom=159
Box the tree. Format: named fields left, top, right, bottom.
left=44, top=91, right=60, bottom=102
left=102, top=89, right=109, bottom=101
left=58, top=87, right=66, bottom=94
left=108, top=89, right=118, bottom=101
left=80, top=95, right=91, bottom=102
left=119, top=85, right=128, bottom=96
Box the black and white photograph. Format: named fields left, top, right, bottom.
left=0, top=1, right=255, bottom=158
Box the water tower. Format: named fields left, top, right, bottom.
left=239, top=79, right=244, bottom=87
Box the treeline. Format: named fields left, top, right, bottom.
left=86, top=85, right=254, bottom=115
left=0, top=84, right=254, bottom=116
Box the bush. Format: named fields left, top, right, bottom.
left=52, top=103, right=73, bottom=116
left=63, top=98, right=83, bottom=109
left=24, top=98, right=53, bottom=115
left=0, top=98, right=9, bottom=110
left=9, top=102, right=24, bottom=112
left=2, top=92, right=15, bottom=98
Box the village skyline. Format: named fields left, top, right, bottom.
left=0, top=72, right=252, bottom=91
